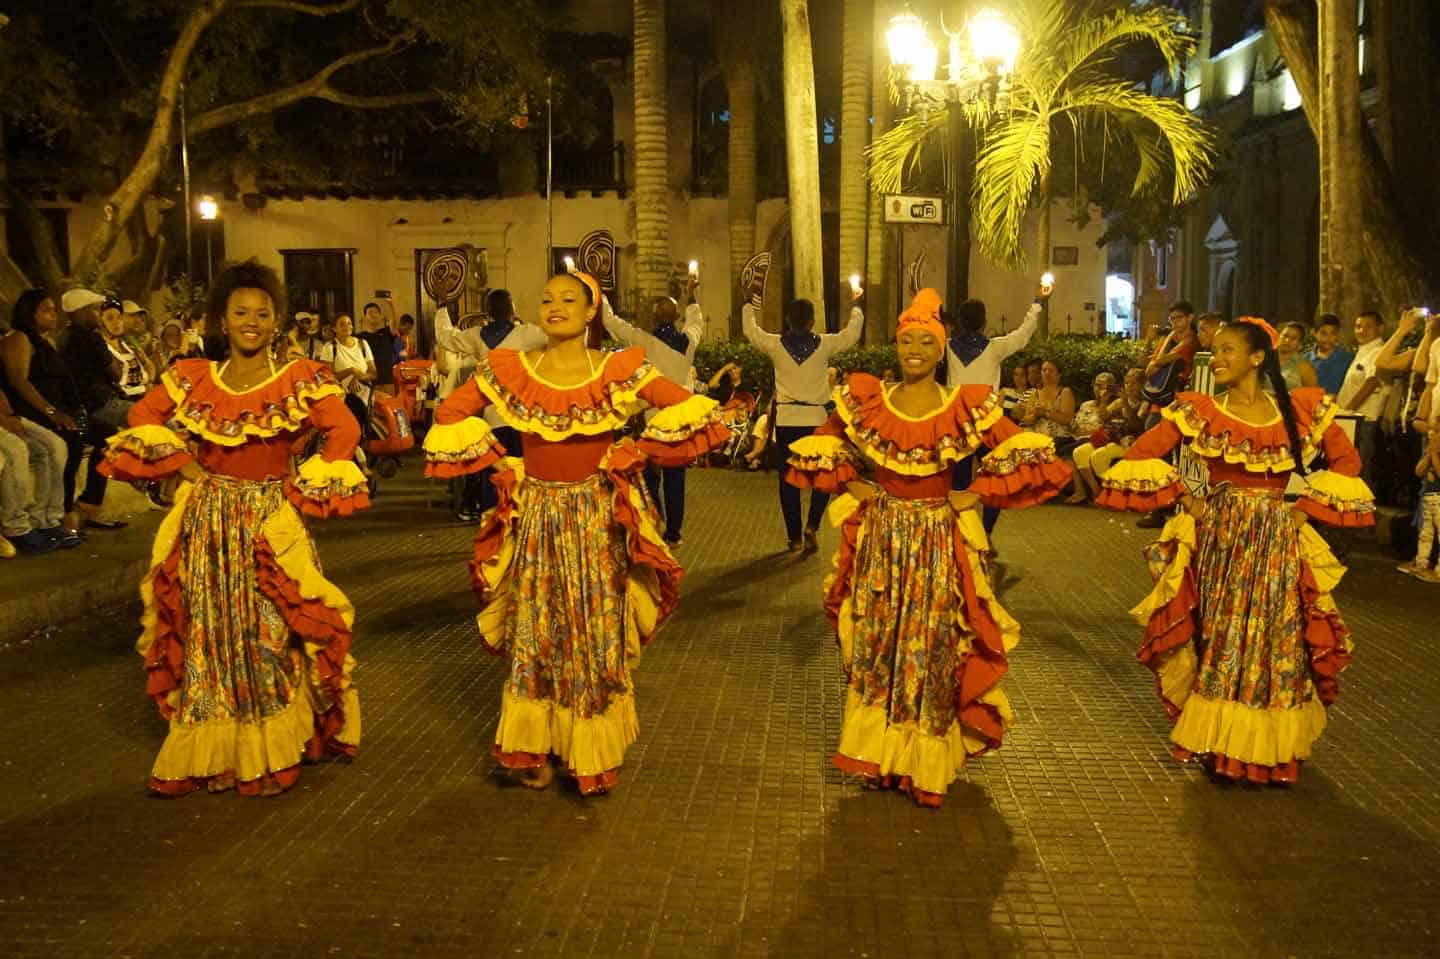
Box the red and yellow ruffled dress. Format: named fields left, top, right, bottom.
left=100, top=358, right=367, bottom=797
left=423, top=347, right=728, bottom=794
left=1098, top=389, right=1373, bottom=784
left=786, top=374, right=1070, bottom=806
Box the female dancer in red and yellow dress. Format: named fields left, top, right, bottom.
left=786, top=290, right=1071, bottom=807
left=100, top=261, right=366, bottom=797
left=1098, top=318, right=1372, bottom=784
left=424, top=272, right=728, bottom=795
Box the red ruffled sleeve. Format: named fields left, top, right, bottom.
left=99, top=382, right=195, bottom=481
left=636, top=375, right=732, bottom=467
left=964, top=389, right=1072, bottom=508
left=1096, top=419, right=1186, bottom=512
left=424, top=378, right=506, bottom=478
left=287, top=391, right=371, bottom=518
left=786, top=412, right=862, bottom=493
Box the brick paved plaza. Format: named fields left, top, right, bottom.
left=1, top=465, right=1436, bottom=958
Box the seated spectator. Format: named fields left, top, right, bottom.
left=0, top=290, right=105, bottom=541
left=1195, top=312, right=1222, bottom=353
left=1017, top=358, right=1077, bottom=453
left=1001, top=363, right=1030, bottom=420
left=1068, top=367, right=1147, bottom=504
left=1061, top=372, right=1116, bottom=502
left=1277, top=321, right=1319, bottom=390
left=104, top=298, right=156, bottom=401
left=0, top=388, right=71, bottom=553
left=1306, top=313, right=1354, bottom=396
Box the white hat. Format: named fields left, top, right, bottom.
left=122, top=299, right=146, bottom=314
left=295, top=311, right=316, bottom=321
left=60, top=288, right=105, bottom=313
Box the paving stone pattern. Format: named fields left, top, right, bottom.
left=0, top=464, right=1435, bottom=958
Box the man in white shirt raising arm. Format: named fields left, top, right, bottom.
left=744, top=287, right=864, bottom=553
left=602, top=275, right=706, bottom=545
left=945, top=283, right=1051, bottom=538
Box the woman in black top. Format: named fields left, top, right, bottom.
left=1, top=290, right=116, bottom=533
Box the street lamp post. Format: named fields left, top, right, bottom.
left=887, top=6, right=1018, bottom=310
left=197, top=195, right=219, bottom=286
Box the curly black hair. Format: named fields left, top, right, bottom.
left=203, top=259, right=286, bottom=359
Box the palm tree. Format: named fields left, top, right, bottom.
left=1318, top=0, right=1365, bottom=322
left=869, top=1, right=1215, bottom=333
left=838, top=0, right=871, bottom=315
left=863, top=0, right=893, bottom=342
left=715, top=1, right=758, bottom=339
left=634, top=0, right=670, bottom=310
left=779, top=0, right=826, bottom=319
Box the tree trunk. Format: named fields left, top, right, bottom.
left=70, top=0, right=230, bottom=281
left=1266, top=0, right=1434, bottom=316
left=1318, top=0, right=1365, bottom=321
left=633, top=0, right=671, bottom=312
left=838, top=0, right=870, bottom=316
left=716, top=3, right=758, bottom=340
left=864, top=0, right=892, bottom=342
left=1036, top=166, right=1052, bottom=337
left=779, top=0, right=826, bottom=317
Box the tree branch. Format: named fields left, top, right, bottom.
left=234, top=0, right=363, bottom=16
left=189, top=30, right=424, bottom=134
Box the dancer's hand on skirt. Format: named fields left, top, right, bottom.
left=1180, top=493, right=1208, bottom=523
left=847, top=480, right=880, bottom=503
left=179, top=461, right=205, bottom=484
left=948, top=490, right=981, bottom=514
left=1290, top=508, right=1309, bottom=531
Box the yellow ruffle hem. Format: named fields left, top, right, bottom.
left=495, top=689, right=639, bottom=778
left=1170, top=695, right=1329, bottom=768
left=151, top=682, right=330, bottom=784
left=423, top=415, right=502, bottom=465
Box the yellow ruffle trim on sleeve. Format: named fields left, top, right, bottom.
left=979, top=430, right=1057, bottom=472
left=788, top=434, right=857, bottom=471
left=1298, top=470, right=1376, bottom=517
left=1102, top=458, right=1183, bottom=494
left=291, top=455, right=368, bottom=504
left=422, top=416, right=502, bottom=465
left=106, top=424, right=189, bottom=461
left=639, top=393, right=724, bottom=442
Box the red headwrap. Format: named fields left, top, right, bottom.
left=1232, top=315, right=1280, bottom=350
left=896, top=288, right=945, bottom=343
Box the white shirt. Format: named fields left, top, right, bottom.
left=743, top=303, right=864, bottom=426
left=434, top=306, right=547, bottom=428
left=601, top=299, right=705, bottom=418
left=1337, top=339, right=1389, bottom=422
left=946, top=302, right=1041, bottom=388
left=319, top=337, right=375, bottom=404
left=1424, top=339, right=1440, bottom=422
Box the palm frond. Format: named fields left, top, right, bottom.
left=1035, top=2, right=1195, bottom=96
left=1056, top=79, right=1216, bottom=202
left=973, top=113, right=1052, bottom=270
left=866, top=110, right=947, bottom=194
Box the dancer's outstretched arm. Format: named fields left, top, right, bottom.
left=635, top=375, right=731, bottom=467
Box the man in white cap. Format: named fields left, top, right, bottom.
left=57, top=289, right=129, bottom=528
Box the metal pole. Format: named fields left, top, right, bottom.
left=206, top=231, right=213, bottom=286
left=944, top=102, right=966, bottom=310
left=545, top=76, right=553, bottom=274
left=180, top=82, right=193, bottom=283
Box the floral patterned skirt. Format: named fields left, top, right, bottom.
left=485, top=472, right=647, bottom=793
left=827, top=492, right=1017, bottom=806
left=1135, top=486, right=1351, bottom=784
left=140, top=474, right=360, bottom=797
